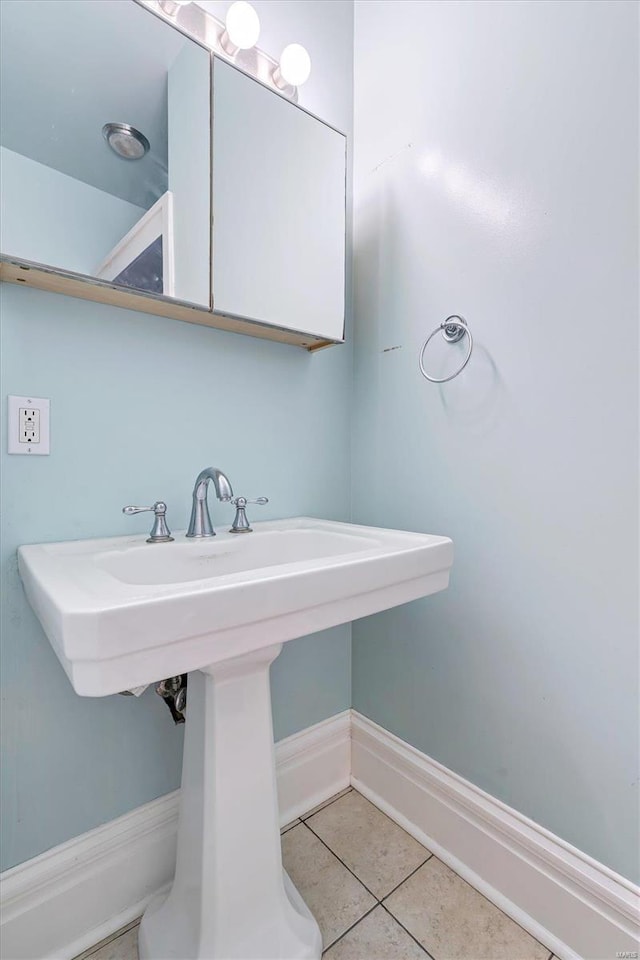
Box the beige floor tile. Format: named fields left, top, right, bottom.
left=323, top=906, right=428, bottom=959
left=85, top=926, right=139, bottom=960
left=307, top=790, right=431, bottom=898
left=302, top=786, right=353, bottom=820
left=282, top=823, right=376, bottom=949
left=386, top=858, right=550, bottom=960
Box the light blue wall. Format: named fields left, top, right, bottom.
left=0, top=285, right=352, bottom=871
left=352, top=0, right=639, bottom=884
left=0, top=0, right=353, bottom=872
left=0, top=147, right=144, bottom=276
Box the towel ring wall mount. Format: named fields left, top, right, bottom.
left=419, top=315, right=473, bottom=383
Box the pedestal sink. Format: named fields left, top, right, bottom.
left=18, top=517, right=453, bottom=959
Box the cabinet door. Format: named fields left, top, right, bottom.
left=212, top=58, right=346, bottom=342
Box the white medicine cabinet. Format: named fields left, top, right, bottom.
left=0, top=0, right=347, bottom=350
left=212, top=58, right=346, bottom=343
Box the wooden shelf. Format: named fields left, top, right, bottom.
left=0, top=257, right=338, bottom=353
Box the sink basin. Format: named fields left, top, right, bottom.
left=18, top=516, right=453, bottom=697
left=98, top=526, right=389, bottom=584
left=18, top=516, right=453, bottom=960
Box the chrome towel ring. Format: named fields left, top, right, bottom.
left=419, top=315, right=473, bottom=383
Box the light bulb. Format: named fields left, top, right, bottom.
left=274, top=44, right=311, bottom=89
left=222, top=1, right=260, bottom=53
left=158, top=0, right=190, bottom=14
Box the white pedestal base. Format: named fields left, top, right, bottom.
left=139, top=644, right=322, bottom=960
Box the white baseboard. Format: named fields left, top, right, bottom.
left=351, top=711, right=640, bottom=960
left=276, top=710, right=351, bottom=826
left=0, top=710, right=351, bottom=960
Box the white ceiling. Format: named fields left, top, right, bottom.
left=0, top=0, right=205, bottom=208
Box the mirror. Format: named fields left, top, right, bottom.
left=0, top=0, right=211, bottom=308
left=212, top=58, right=346, bottom=341
left=0, top=0, right=347, bottom=349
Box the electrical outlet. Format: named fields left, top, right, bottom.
left=8, top=396, right=50, bottom=455
left=19, top=406, right=40, bottom=443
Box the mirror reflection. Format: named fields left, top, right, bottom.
left=0, top=0, right=211, bottom=307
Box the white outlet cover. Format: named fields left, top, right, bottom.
left=8, top=395, right=50, bottom=455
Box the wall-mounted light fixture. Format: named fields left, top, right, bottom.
left=142, top=0, right=311, bottom=100
left=102, top=123, right=150, bottom=160
left=220, top=1, right=260, bottom=56
left=158, top=0, right=190, bottom=17
left=273, top=43, right=311, bottom=90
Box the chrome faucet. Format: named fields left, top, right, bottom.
left=186, top=467, right=234, bottom=538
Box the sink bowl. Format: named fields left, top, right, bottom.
left=18, top=516, right=453, bottom=960
left=97, top=528, right=378, bottom=584
left=18, top=516, right=453, bottom=697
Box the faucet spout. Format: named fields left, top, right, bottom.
left=186, top=467, right=234, bottom=538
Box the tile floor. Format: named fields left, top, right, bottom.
left=77, top=787, right=556, bottom=960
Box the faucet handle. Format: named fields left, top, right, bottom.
left=228, top=496, right=268, bottom=534
left=123, top=501, right=174, bottom=544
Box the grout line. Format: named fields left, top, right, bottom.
left=300, top=786, right=353, bottom=822
left=301, top=819, right=380, bottom=901
left=379, top=902, right=435, bottom=959
left=380, top=854, right=433, bottom=902
left=72, top=918, right=140, bottom=960
left=321, top=902, right=379, bottom=954
left=280, top=818, right=301, bottom=835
